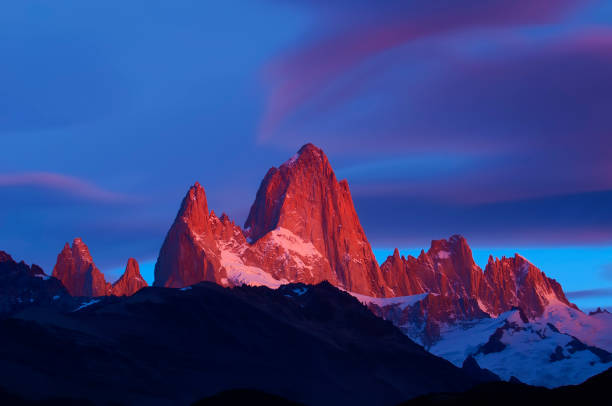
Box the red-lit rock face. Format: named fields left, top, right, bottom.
left=381, top=235, right=483, bottom=299
left=380, top=235, right=574, bottom=319
left=154, top=144, right=389, bottom=296
left=112, top=258, right=148, bottom=296
left=52, top=238, right=111, bottom=297
left=375, top=236, right=578, bottom=344
left=150, top=142, right=580, bottom=349
left=480, top=254, right=578, bottom=318
left=52, top=239, right=149, bottom=297
left=244, top=143, right=388, bottom=296
left=153, top=182, right=234, bottom=288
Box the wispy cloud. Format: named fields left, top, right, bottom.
left=0, top=172, right=133, bottom=204
left=260, top=0, right=589, bottom=142
left=600, top=263, right=612, bottom=281
left=565, top=287, right=612, bottom=299
left=256, top=0, right=612, bottom=211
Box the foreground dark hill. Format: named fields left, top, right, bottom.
left=0, top=251, right=71, bottom=316
left=400, top=365, right=612, bottom=406
left=0, top=282, right=488, bottom=406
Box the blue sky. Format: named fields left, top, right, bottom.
left=1, top=0, right=611, bottom=309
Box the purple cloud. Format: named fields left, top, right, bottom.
left=352, top=189, right=612, bottom=247
left=257, top=16, right=612, bottom=204
left=0, top=172, right=132, bottom=204
left=566, top=287, right=612, bottom=299
left=259, top=0, right=589, bottom=142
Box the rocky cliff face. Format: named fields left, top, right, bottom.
left=112, top=258, right=148, bottom=296
left=52, top=238, right=148, bottom=297
left=244, top=144, right=388, bottom=296
left=381, top=235, right=483, bottom=299
left=380, top=235, right=574, bottom=318
left=480, top=254, right=578, bottom=318
left=374, top=235, right=577, bottom=344
left=148, top=142, right=582, bottom=349
left=153, top=144, right=578, bottom=327
left=153, top=182, right=240, bottom=288
left=154, top=144, right=389, bottom=296
left=52, top=238, right=111, bottom=297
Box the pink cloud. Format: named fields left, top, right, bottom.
left=0, top=172, right=132, bottom=204
left=258, top=0, right=589, bottom=143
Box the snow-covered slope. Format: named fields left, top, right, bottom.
left=540, top=301, right=612, bottom=352
left=353, top=286, right=612, bottom=388
left=428, top=309, right=612, bottom=387
left=351, top=291, right=430, bottom=311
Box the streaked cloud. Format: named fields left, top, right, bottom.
left=353, top=189, right=612, bottom=247
left=0, top=172, right=133, bottom=204
left=260, top=0, right=590, bottom=142
left=566, top=287, right=612, bottom=299
left=257, top=3, right=612, bottom=205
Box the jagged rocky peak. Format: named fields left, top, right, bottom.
left=481, top=253, right=577, bottom=318
left=52, top=238, right=148, bottom=297
left=52, top=237, right=111, bottom=297
left=589, top=307, right=611, bottom=316
left=427, top=234, right=475, bottom=267
left=244, top=143, right=343, bottom=242
left=177, top=181, right=211, bottom=232
left=393, top=248, right=402, bottom=260
left=112, top=258, right=148, bottom=296
left=71, top=237, right=94, bottom=266
left=243, top=143, right=388, bottom=296
left=154, top=144, right=388, bottom=297
left=380, top=234, right=481, bottom=299
left=375, top=234, right=582, bottom=346
left=154, top=182, right=229, bottom=288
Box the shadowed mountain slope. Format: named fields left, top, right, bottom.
left=0, top=282, right=490, bottom=406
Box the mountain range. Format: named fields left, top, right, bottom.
left=1, top=143, right=611, bottom=403
left=0, top=281, right=493, bottom=405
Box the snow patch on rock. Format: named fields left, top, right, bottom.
left=265, top=228, right=323, bottom=259
left=540, top=299, right=612, bottom=352
left=437, top=250, right=451, bottom=259
left=350, top=291, right=429, bottom=311
left=73, top=299, right=101, bottom=312
left=219, top=249, right=288, bottom=288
